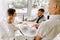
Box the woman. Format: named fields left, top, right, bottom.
left=7, top=8, right=20, bottom=40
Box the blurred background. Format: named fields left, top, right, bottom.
left=0, top=0, right=49, bottom=20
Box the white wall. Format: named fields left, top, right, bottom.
left=0, top=0, right=9, bottom=20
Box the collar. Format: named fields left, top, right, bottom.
left=49, top=15, right=60, bottom=20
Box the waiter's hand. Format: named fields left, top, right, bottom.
left=34, top=35, right=42, bottom=40
left=33, top=23, right=39, bottom=29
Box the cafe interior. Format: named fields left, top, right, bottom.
left=0, top=0, right=60, bottom=40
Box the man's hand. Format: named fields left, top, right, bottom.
left=34, top=35, right=42, bottom=40
left=33, top=23, right=39, bottom=29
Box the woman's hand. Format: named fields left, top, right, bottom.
left=33, top=23, right=39, bottom=29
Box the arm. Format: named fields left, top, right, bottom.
left=14, top=27, right=20, bottom=31
left=12, top=24, right=20, bottom=31
left=28, top=17, right=37, bottom=22
left=34, top=21, right=49, bottom=40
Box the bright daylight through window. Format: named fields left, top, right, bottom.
left=9, top=0, right=48, bottom=16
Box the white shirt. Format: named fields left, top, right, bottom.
left=37, top=15, right=60, bottom=40
left=0, top=20, right=9, bottom=40
left=53, top=33, right=60, bottom=40
left=2, top=17, right=19, bottom=40
left=8, top=17, right=19, bottom=35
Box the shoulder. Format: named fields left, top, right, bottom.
left=41, top=16, right=46, bottom=21
left=38, top=20, right=54, bottom=34
left=41, top=19, right=60, bottom=26
left=39, top=19, right=59, bottom=31
left=39, top=20, right=54, bottom=28
left=40, top=20, right=52, bottom=25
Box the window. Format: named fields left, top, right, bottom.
left=31, top=0, right=48, bottom=17
left=8, top=0, right=48, bottom=16
left=9, top=0, right=28, bottom=15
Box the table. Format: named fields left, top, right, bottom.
left=15, top=22, right=37, bottom=40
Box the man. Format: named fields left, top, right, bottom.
left=29, top=9, right=45, bottom=23
left=32, top=9, right=46, bottom=29
left=34, top=0, right=60, bottom=40
left=36, top=9, right=45, bottom=23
